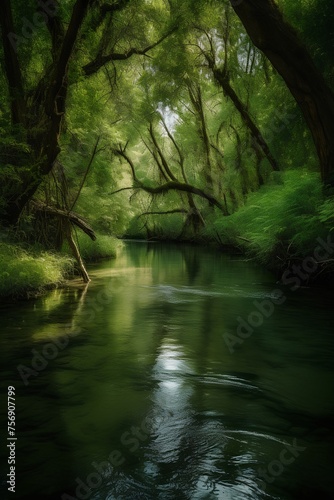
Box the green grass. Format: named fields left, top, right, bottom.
left=207, top=169, right=334, bottom=269
left=0, top=243, right=73, bottom=298
left=62, top=231, right=122, bottom=261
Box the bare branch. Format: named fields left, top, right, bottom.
left=111, top=145, right=227, bottom=213
left=159, top=113, right=187, bottom=182
left=140, top=181, right=226, bottom=213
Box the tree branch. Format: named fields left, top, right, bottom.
left=95, top=0, right=131, bottom=29
left=30, top=201, right=96, bottom=240
left=70, top=136, right=100, bottom=210
left=109, top=181, right=225, bottom=212
left=137, top=209, right=188, bottom=218
left=159, top=115, right=185, bottom=173
left=148, top=122, right=178, bottom=182
left=111, top=143, right=227, bottom=213
left=110, top=186, right=137, bottom=195
left=112, top=143, right=139, bottom=183
left=139, top=181, right=226, bottom=212
left=83, top=28, right=176, bottom=76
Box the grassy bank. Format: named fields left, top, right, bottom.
left=2, top=170, right=332, bottom=299
left=0, top=233, right=121, bottom=299
left=124, top=169, right=334, bottom=284
left=205, top=170, right=334, bottom=282
left=62, top=232, right=122, bottom=261
left=0, top=243, right=74, bottom=299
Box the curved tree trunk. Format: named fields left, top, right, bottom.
left=229, top=0, right=334, bottom=183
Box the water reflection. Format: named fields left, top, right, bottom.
left=0, top=242, right=334, bottom=500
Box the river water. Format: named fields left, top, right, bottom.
left=1, top=241, right=334, bottom=500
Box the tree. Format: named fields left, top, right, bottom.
left=229, top=0, right=334, bottom=184
left=0, top=0, right=174, bottom=226
left=0, top=0, right=93, bottom=225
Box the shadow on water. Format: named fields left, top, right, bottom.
left=0, top=287, right=92, bottom=499
left=1, top=241, right=334, bottom=499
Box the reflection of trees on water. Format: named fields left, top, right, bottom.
left=2, top=242, right=333, bottom=499
left=0, top=285, right=90, bottom=499
left=114, top=268, right=243, bottom=499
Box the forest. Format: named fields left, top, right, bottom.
left=1, top=0, right=334, bottom=296
left=1, top=3, right=334, bottom=500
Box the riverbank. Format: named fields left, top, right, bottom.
left=2, top=170, right=334, bottom=299
left=3, top=241, right=334, bottom=500
left=125, top=170, right=334, bottom=286
left=0, top=243, right=73, bottom=300
left=1, top=230, right=333, bottom=302
left=123, top=235, right=334, bottom=288
left=0, top=234, right=121, bottom=300
left=210, top=170, right=334, bottom=286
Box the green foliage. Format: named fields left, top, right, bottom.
left=0, top=243, right=73, bottom=298
left=125, top=212, right=185, bottom=240
left=1, top=0, right=333, bottom=287
left=210, top=170, right=334, bottom=266
left=280, top=0, right=334, bottom=83
left=157, top=213, right=185, bottom=239
left=62, top=232, right=122, bottom=262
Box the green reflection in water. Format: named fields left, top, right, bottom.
left=0, top=241, right=334, bottom=500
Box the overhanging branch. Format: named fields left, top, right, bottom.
left=137, top=209, right=188, bottom=218
left=30, top=201, right=96, bottom=240
left=110, top=181, right=226, bottom=213
left=111, top=143, right=227, bottom=213
left=83, top=28, right=176, bottom=76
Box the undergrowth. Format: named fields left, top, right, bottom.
left=203, top=170, right=334, bottom=270
left=0, top=243, right=73, bottom=298
left=62, top=231, right=122, bottom=261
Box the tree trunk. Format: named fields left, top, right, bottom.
left=0, top=0, right=26, bottom=124
left=64, top=222, right=90, bottom=283
left=229, top=0, right=334, bottom=183
left=158, top=116, right=206, bottom=232
left=186, top=82, right=215, bottom=192
left=0, top=0, right=91, bottom=227
left=212, top=68, right=279, bottom=172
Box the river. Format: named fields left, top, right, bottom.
left=1, top=241, right=334, bottom=500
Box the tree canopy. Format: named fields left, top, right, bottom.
left=1, top=0, right=334, bottom=283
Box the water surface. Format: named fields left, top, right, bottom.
left=1, top=241, right=334, bottom=500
